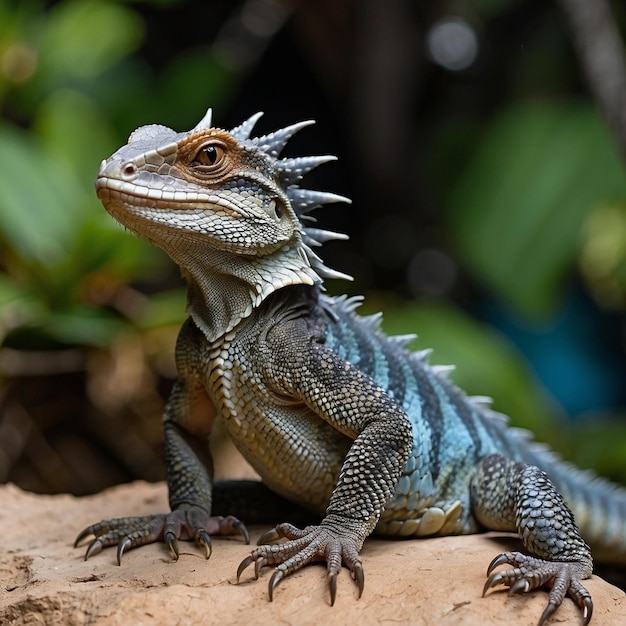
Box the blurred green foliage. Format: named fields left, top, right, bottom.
left=0, top=0, right=166, bottom=350
left=447, top=99, right=626, bottom=320
left=0, top=0, right=197, bottom=492
left=0, top=0, right=243, bottom=353
left=1, top=0, right=626, bottom=492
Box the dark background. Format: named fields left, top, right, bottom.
left=1, top=0, right=626, bottom=497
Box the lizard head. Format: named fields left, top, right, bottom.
left=95, top=108, right=351, bottom=340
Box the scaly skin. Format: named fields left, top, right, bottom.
left=76, top=108, right=626, bottom=625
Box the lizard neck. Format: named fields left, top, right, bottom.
left=170, top=239, right=321, bottom=342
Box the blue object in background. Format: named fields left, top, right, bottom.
left=481, top=287, right=626, bottom=419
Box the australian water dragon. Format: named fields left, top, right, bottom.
left=77, top=108, right=626, bottom=625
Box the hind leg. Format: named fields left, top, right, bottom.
left=470, top=454, right=593, bottom=625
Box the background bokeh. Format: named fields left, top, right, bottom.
left=1, top=0, right=626, bottom=497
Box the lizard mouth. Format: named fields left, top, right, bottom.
left=96, top=176, right=241, bottom=217
left=95, top=176, right=292, bottom=255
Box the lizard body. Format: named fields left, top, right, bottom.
left=77, top=108, right=626, bottom=624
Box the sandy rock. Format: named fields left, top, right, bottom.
left=1, top=481, right=625, bottom=625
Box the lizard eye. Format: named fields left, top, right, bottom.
left=193, top=142, right=226, bottom=168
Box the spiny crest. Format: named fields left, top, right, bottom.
left=277, top=155, right=338, bottom=185
left=191, top=108, right=214, bottom=132
left=469, top=395, right=494, bottom=408
left=431, top=364, right=456, bottom=379
left=391, top=334, right=418, bottom=348
left=226, top=110, right=352, bottom=283
left=255, top=120, right=316, bottom=157
left=228, top=111, right=263, bottom=142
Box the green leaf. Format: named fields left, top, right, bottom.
left=448, top=100, right=626, bottom=319
left=135, top=288, right=186, bottom=329
left=34, top=88, right=120, bottom=184
left=0, top=275, right=44, bottom=338
left=39, top=306, right=127, bottom=348
left=0, top=123, right=87, bottom=264
left=561, top=415, right=626, bottom=484
left=66, top=214, right=162, bottom=282
left=39, top=0, right=144, bottom=81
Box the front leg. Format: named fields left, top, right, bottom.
left=471, top=454, right=593, bottom=626
left=76, top=321, right=248, bottom=563
left=76, top=394, right=249, bottom=563
left=237, top=319, right=412, bottom=603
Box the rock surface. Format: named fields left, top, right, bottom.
left=1, top=481, right=625, bottom=625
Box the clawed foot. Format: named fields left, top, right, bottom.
left=483, top=551, right=593, bottom=626
left=75, top=507, right=249, bottom=564
left=236, top=522, right=365, bottom=605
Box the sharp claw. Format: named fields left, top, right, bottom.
left=164, top=531, right=179, bottom=561
left=116, top=536, right=131, bottom=566
left=254, top=556, right=266, bottom=580
left=74, top=528, right=92, bottom=548
left=196, top=530, right=212, bottom=559
left=486, top=553, right=509, bottom=576
left=237, top=555, right=254, bottom=582
left=353, top=561, right=365, bottom=599
left=483, top=551, right=594, bottom=625
left=328, top=571, right=337, bottom=606
left=537, top=601, right=558, bottom=626
left=84, top=538, right=103, bottom=561
left=268, top=568, right=284, bottom=602
left=582, top=597, right=593, bottom=626
left=257, top=528, right=281, bottom=545
left=482, top=571, right=503, bottom=596
left=233, top=519, right=250, bottom=545
left=509, top=578, right=530, bottom=595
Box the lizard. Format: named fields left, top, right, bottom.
left=76, top=106, right=626, bottom=625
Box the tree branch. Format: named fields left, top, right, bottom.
left=556, top=0, right=626, bottom=162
